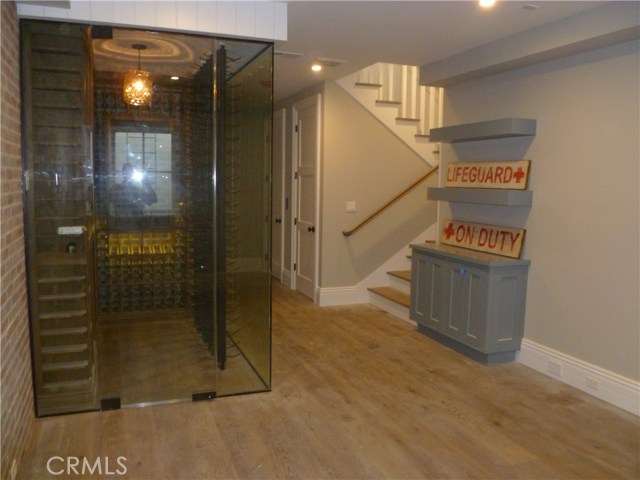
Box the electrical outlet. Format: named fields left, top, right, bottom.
left=346, top=201, right=356, bottom=213
left=548, top=361, right=563, bottom=377
left=586, top=377, right=601, bottom=391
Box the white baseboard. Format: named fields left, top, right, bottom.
left=281, top=269, right=292, bottom=289
left=518, top=338, right=640, bottom=416
left=316, top=286, right=369, bottom=306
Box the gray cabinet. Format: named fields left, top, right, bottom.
left=411, top=243, right=529, bottom=364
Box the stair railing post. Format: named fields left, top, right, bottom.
left=428, top=86, right=437, bottom=133
left=410, top=66, right=418, bottom=121
left=384, top=63, right=391, bottom=102
left=401, top=64, right=408, bottom=119
left=419, top=86, right=429, bottom=135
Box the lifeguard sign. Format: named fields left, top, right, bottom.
left=440, top=219, right=526, bottom=259
left=445, top=160, right=531, bottom=190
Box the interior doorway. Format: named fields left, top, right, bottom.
left=292, top=95, right=321, bottom=301
left=21, top=20, right=273, bottom=415
left=271, top=108, right=286, bottom=282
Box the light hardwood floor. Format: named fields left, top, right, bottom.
left=19, top=282, right=639, bottom=479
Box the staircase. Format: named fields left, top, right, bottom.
left=336, top=62, right=443, bottom=168
left=336, top=62, right=442, bottom=323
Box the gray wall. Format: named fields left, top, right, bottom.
left=440, top=40, right=639, bottom=380
left=276, top=80, right=437, bottom=290
left=321, top=82, right=436, bottom=287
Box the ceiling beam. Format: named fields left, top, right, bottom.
left=420, top=3, right=640, bottom=87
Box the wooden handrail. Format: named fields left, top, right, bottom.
left=342, top=165, right=439, bottom=237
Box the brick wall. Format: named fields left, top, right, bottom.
left=1, top=2, right=35, bottom=479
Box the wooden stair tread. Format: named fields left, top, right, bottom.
left=375, top=100, right=401, bottom=106
left=355, top=82, right=382, bottom=88
left=388, top=270, right=411, bottom=282
left=368, top=287, right=410, bottom=308
left=396, top=117, right=420, bottom=122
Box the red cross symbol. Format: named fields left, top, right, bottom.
left=443, top=222, right=455, bottom=240
left=514, top=167, right=526, bottom=183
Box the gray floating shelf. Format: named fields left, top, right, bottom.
left=428, top=187, right=533, bottom=206
left=429, top=118, right=536, bottom=143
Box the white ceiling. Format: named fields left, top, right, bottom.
left=273, top=0, right=607, bottom=102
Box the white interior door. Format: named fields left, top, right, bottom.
left=271, top=109, right=285, bottom=281
left=293, top=95, right=320, bottom=300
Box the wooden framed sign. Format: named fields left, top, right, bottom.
left=440, top=219, right=526, bottom=258
left=445, top=160, right=531, bottom=190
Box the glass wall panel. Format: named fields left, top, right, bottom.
left=21, top=20, right=98, bottom=416
left=217, top=43, right=273, bottom=395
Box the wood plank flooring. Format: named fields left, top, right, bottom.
left=18, top=282, right=639, bottom=479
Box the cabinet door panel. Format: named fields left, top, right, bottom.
left=463, top=269, right=488, bottom=349
left=410, top=254, right=430, bottom=324
left=427, top=258, right=450, bottom=331
left=487, top=271, right=526, bottom=351
left=446, top=266, right=467, bottom=339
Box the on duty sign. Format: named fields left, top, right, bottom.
left=445, top=160, right=531, bottom=190
left=440, top=219, right=526, bottom=258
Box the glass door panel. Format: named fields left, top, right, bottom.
left=92, top=29, right=218, bottom=406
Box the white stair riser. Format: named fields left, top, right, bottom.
left=388, top=275, right=411, bottom=295
left=369, top=292, right=415, bottom=325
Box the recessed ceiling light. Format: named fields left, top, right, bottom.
left=479, top=0, right=496, bottom=8
left=170, top=76, right=179, bottom=81
left=311, top=63, right=322, bottom=72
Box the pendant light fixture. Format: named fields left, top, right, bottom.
left=123, top=43, right=152, bottom=106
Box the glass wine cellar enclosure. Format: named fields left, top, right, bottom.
left=21, top=20, right=273, bottom=416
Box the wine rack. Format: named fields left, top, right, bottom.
left=96, top=229, right=189, bottom=314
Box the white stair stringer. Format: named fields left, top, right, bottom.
left=315, top=223, right=437, bottom=309
left=336, top=68, right=441, bottom=168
